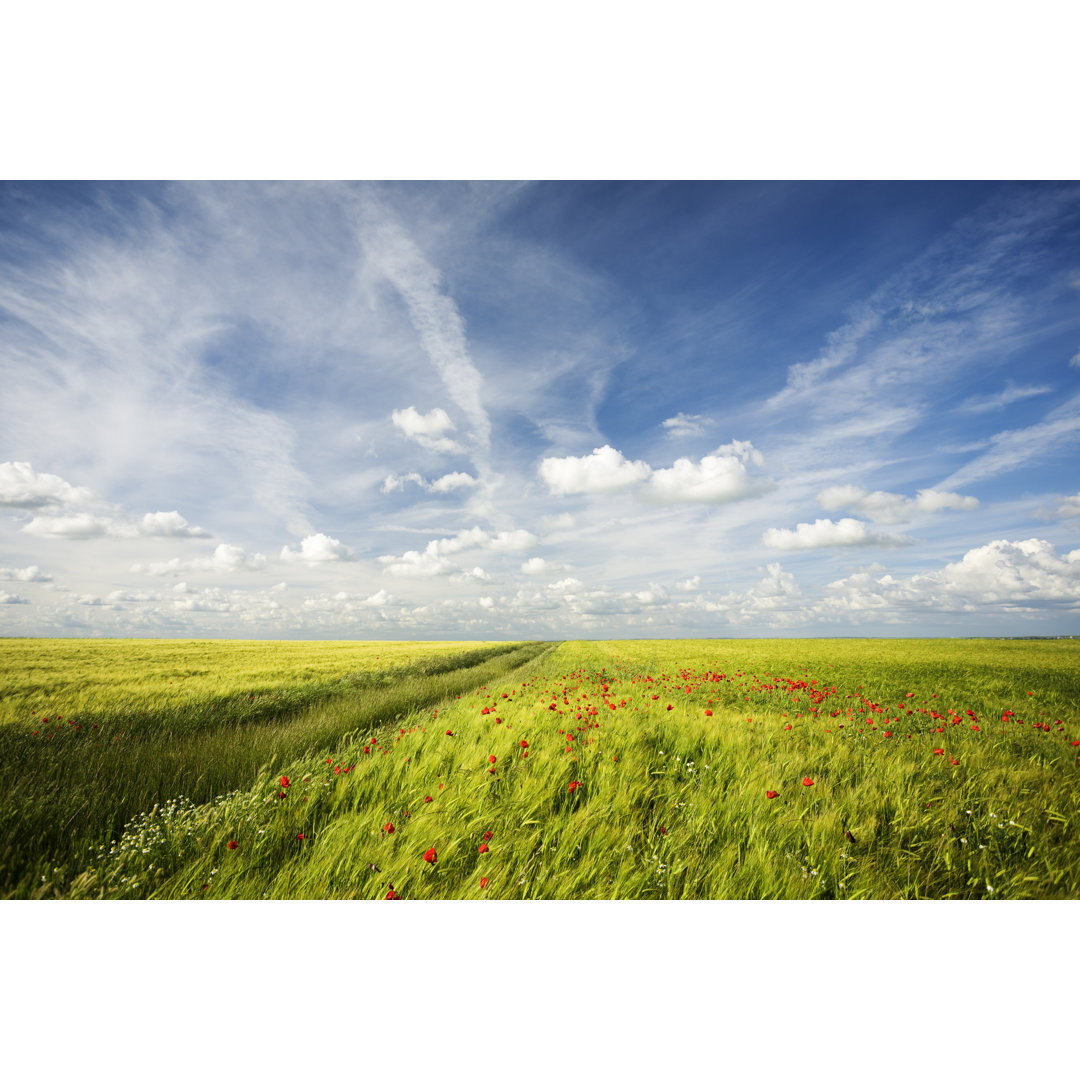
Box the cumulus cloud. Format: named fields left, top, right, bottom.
left=378, top=526, right=538, bottom=578
left=378, top=548, right=454, bottom=578
left=22, top=513, right=123, bottom=540
left=488, top=529, right=538, bottom=553
left=540, top=440, right=769, bottom=503
left=0, top=590, right=28, bottom=604
left=674, top=575, right=701, bottom=592
left=136, top=511, right=210, bottom=538
left=22, top=508, right=210, bottom=541
left=451, top=566, right=492, bottom=583
left=0, top=461, right=92, bottom=509
left=0, top=565, right=52, bottom=582
left=762, top=517, right=911, bottom=550
left=390, top=406, right=464, bottom=454
left=662, top=412, right=712, bottom=438
left=132, top=544, right=267, bottom=576
left=821, top=538, right=1080, bottom=614
left=382, top=470, right=478, bottom=495
left=540, top=445, right=651, bottom=495
left=681, top=564, right=806, bottom=627
left=280, top=533, right=353, bottom=563
left=643, top=441, right=770, bottom=504
left=817, top=485, right=978, bottom=524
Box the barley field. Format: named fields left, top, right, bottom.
left=4, top=637, right=1078, bottom=899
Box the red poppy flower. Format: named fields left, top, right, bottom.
left=424, top=795, right=433, bottom=803
left=765, top=790, right=778, bottom=799
left=478, top=843, right=489, bottom=853
left=520, top=739, right=528, bottom=748
left=446, top=729, right=454, bottom=736
left=783, top=724, right=792, bottom=731
left=659, top=826, right=667, bottom=835
left=568, top=780, right=582, bottom=793
left=297, top=833, right=305, bottom=840
left=522, top=751, right=529, bottom=758
left=228, top=840, right=238, bottom=849
left=383, top=822, right=395, bottom=834
left=280, top=775, right=290, bottom=788
left=423, top=847, right=437, bottom=864
left=334, top=765, right=341, bottom=774
left=363, top=746, right=371, bottom=754
left=480, top=877, right=489, bottom=889
left=933, top=748, right=945, bottom=755
left=489, top=755, right=497, bottom=764
left=704, top=709, right=713, bottom=716
left=482, top=831, right=493, bottom=841
left=802, top=777, right=814, bottom=786
left=385, top=889, right=401, bottom=900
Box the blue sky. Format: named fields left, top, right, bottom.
left=2, top=180, right=1079, bottom=638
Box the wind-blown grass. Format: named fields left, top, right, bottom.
left=37, top=637, right=1079, bottom=901
left=0, top=639, right=550, bottom=896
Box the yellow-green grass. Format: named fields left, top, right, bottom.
left=46, top=637, right=1080, bottom=901
left=0, top=639, right=550, bottom=895
left=0, top=638, right=509, bottom=732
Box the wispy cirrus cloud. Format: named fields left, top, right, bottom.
left=958, top=380, right=1052, bottom=413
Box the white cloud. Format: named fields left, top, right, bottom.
left=488, top=529, right=538, bottom=553
left=205, top=544, right=267, bottom=571
left=0, top=565, right=52, bottom=582
left=547, top=577, right=582, bottom=591
left=1055, top=493, right=1080, bottom=517
left=21, top=506, right=211, bottom=541
left=959, top=381, right=1052, bottom=413
left=428, top=471, right=478, bottom=493
left=378, top=526, right=538, bottom=578
left=1070, top=350, right=1080, bottom=369
left=822, top=539, right=1080, bottom=614
left=362, top=205, right=492, bottom=454
left=662, top=412, right=712, bottom=438
left=521, top=557, right=548, bottom=575
left=674, top=575, right=701, bottom=592
left=0, top=461, right=92, bottom=509
left=390, top=406, right=464, bottom=454
left=941, top=393, right=1080, bottom=489
left=22, top=513, right=120, bottom=540
left=762, top=517, right=911, bottom=550
left=382, top=469, right=478, bottom=494
left=540, top=445, right=651, bottom=495
left=280, top=533, right=353, bottom=563
left=378, top=548, right=454, bottom=578
left=451, top=566, right=492, bottom=583
left=644, top=441, right=769, bottom=504
left=137, top=511, right=210, bottom=538
left=131, top=544, right=266, bottom=576
left=914, top=488, right=979, bottom=513
left=682, top=564, right=806, bottom=627
left=817, top=485, right=978, bottom=524
left=0, top=590, right=28, bottom=604
left=540, top=441, right=769, bottom=503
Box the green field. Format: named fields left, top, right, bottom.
left=3, top=637, right=1078, bottom=899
